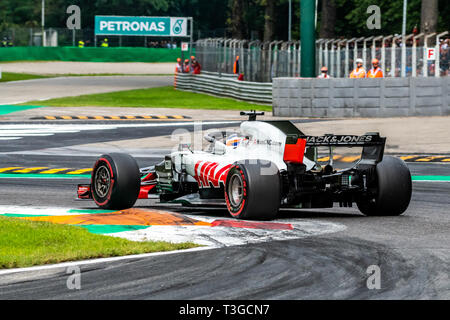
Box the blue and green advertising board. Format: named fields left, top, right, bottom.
left=95, top=16, right=189, bottom=37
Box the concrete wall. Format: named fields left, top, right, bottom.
left=273, top=77, right=450, bottom=117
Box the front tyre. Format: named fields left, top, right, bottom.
left=91, top=153, right=140, bottom=210
left=357, top=156, right=412, bottom=216
left=225, top=160, right=280, bottom=220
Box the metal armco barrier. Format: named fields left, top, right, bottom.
left=273, top=77, right=450, bottom=117
left=174, top=71, right=272, bottom=104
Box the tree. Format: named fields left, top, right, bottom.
left=319, top=0, right=337, bottom=38
left=262, top=0, right=276, bottom=41
left=0, top=0, right=447, bottom=42
left=420, top=0, right=438, bottom=34
left=230, top=0, right=247, bottom=39
left=338, top=0, right=422, bottom=38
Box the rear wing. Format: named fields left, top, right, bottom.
left=286, top=133, right=386, bottom=165
left=299, top=133, right=385, bottom=147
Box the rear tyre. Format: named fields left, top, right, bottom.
left=357, top=156, right=412, bottom=216
left=224, top=160, right=280, bottom=220
left=91, top=153, right=140, bottom=210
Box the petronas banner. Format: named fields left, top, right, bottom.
left=95, top=16, right=189, bottom=37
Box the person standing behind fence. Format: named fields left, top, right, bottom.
left=367, top=58, right=384, bottom=78
left=350, top=58, right=366, bottom=78
left=191, top=56, right=202, bottom=75
left=101, top=38, right=109, bottom=47
left=317, top=66, right=331, bottom=78
left=183, top=59, right=190, bottom=73
left=175, top=58, right=183, bottom=73
left=233, top=56, right=245, bottom=80
left=189, top=56, right=195, bottom=73
left=233, top=56, right=240, bottom=75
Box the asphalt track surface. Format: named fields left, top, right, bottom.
left=0, top=120, right=449, bottom=299
left=0, top=76, right=173, bottom=105
left=0, top=120, right=238, bottom=152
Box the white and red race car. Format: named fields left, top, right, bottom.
left=78, top=111, right=412, bottom=220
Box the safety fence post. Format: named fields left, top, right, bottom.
left=287, top=41, right=293, bottom=77
left=273, top=42, right=279, bottom=80
left=268, top=41, right=277, bottom=81
left=345, top=38, right=355, bottom=77
left=317, top=39, right=324, bottom=75
left=424, top=33, right=436, bottom=77
left=248, top=40, right=258, bottom=82
left=401, top=34, right=413, bottom=77
left=435, top=31, right=448, bottom=77
left=412, top=33, right=424, bottom=77
left=331, top=39, right=339, bottom=77
left=381, top=35, right=393, bottom=74
left=391, top=35, right=401, bottom=77
left=239, top=40, right=247, bottom=79
left=217, top=38, right=224, bottom=77
left=363, top=37, right=373, bottom=71
left=337, top=39, right=347, bottom=78
left=298, top=41, right=301, bottom=76
left=354, top=37, right=364, bottom=70
left=226, top=39, right=231, bottom=74
left=372, top=36, right=383, bottom=63
left=329, top=39, right=335, bottom=76
left=294, top=41, right=300, bottom=77
left=324, top=39, right=332, bottom=73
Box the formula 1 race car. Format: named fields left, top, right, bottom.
left=77, top=111, right=412, bottom=220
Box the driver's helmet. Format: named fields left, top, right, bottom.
left=226, top=134, right=245, bottom=147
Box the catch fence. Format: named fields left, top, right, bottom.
left=195, top=32, right=449, bottom=82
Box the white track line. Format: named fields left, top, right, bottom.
left=0, top=133, right=54, bottom=137
left=0, top=137, right=21, bottom=140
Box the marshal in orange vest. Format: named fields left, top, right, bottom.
left=367, top=59, right=384, bottom=78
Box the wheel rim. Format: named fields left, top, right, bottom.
left=228, top=173, right=244, bottom=207
left=94, top=165, right=111, bottom=198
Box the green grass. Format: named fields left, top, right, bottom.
left=0, top=216, right=199, bottom=269
left=24, top=86, right=271, bottom=111
left=0, top=72, right=49, bottom=83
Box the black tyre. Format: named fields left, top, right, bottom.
left=224, top=160, right=280, bottom=220
left=91, top=153, right=140, bottom=210
left=357, top=156, right=412, bottom=216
